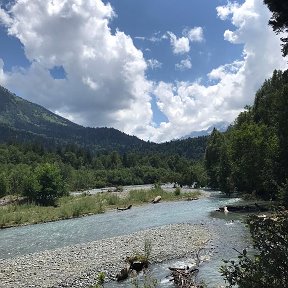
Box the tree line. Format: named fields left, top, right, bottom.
left=0, top=142, right=207, bottom=205
left=205, top=69, right=288, bottom=205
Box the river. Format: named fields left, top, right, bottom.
left=0, top=190, right=252, bottom=287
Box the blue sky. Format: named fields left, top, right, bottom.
left=0, top=0, right=287, bottom=142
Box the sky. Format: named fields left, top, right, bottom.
left=0, top=0, right=287, bottom=142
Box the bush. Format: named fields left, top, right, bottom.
left=277, top=179, right=288, bottom=208
left=221, top=212, right=288, bottom=288
left=23, top=163, right=66, bottom=206
left=0, top=173, right=8, bottom=197
left=174, top=187, right=181, bottom=196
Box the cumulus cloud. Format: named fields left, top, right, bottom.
left=216, top=2, right=240, bottom=20
left=175, top=58, right=192, bottom=71
left=147, top=59, right=162, bottom=70
left=185, top=27, right=204, bottom=42
left=166, top=27, right=204, bottom=54
left=167, top=32, right=190, bottom=54
left=0, top=0, right=287, bottom=143
left=149, top=0, right=287, bottom=142
left=0, top=0, right=154, bottom=136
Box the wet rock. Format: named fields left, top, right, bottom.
left=116, top=268, right=129, bottom=281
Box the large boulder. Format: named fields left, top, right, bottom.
left=152, top=195, right=161, bottom=204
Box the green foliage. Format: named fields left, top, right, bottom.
left=22, top=163, right=66, bottom=206
left=97, top=272, right=105, bottom=285
left=128, top=239, right=152, bottom=270
left=205, top=70, right=288, bottom=200
left=89, top=272, right=105, bottom=288
left=277, top=179, right=288, bottom=208
left=0, top=140, right=204, bottom=200
left=221, top=213, right=288, bottom=288
left=174, top=187, right=181, bottom=196
left=264, top=0, right=288, bottom=57
left=204, top=128, right=224, bottom=189
left=0, top=173, right=8, bottom=197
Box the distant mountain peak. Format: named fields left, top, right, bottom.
left=181, top=121, right=229, bottom=139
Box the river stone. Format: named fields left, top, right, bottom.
left=0, top=223, right=210, bottom=288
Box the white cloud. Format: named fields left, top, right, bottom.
left=0, top=0, right=287, bottom=143
left=216, top=2, right=240, bottom=20
left=208, top=61, right=243, bottom=80
left=149, top=0, right=287, bottom=142
left=175, top=58, right=192, bottom=71
left=134, top=32, right=164, bottom=43
left=147, top=59, right=162, bottom=70
left=0, top=0, right=153, bottom=136
left=167, top=32, right=190, bottom=54
left=167, top=27, right=204, bottom=55
left=0, top=59, right=6, bottom=84
left=185, top=27, right=204, bottom=42
left=134, top=36, right=145, bottom=41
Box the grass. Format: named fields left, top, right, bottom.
left=0, top=188, right=201, bottom=229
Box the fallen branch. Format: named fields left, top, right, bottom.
left=117, top=204, right=132, bottom=211
left=168, top=249, right=204, bottom=288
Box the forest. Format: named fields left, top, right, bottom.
left=205, top=69, right=288, bottom=205
left=0, top=142, right=207, bottom=204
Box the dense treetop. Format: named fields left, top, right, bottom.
left=264, top=0, right=288, bottom=57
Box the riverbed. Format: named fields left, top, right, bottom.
left=0, top=190, right=251, bottom=287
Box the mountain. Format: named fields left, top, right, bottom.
left=0, top=85, right=207, bottom=159
left=0, top=85, right=148, bottom=152
left=181, top=121, right=230, bottom=139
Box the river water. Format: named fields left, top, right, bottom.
left=0, top=191, right=252, bottom=287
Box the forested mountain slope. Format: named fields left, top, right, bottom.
left=0, top=85, right=207, bottom=159
left=0, top=85, right=151, bottom=152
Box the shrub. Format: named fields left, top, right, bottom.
left=0, top=173, right=8, bottom=197
left=221, top=212, right=288, bottom=288
left=23, top=163, right=66, bottom=206
left=174, top=187, right=181, bottom=196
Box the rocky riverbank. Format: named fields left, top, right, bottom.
left=0, top=223, right=210, bottom=288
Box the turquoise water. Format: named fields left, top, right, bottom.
left=0, top=191, right=251, bottom=287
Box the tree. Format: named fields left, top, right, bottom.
left=221, top=212, right=288, bottom=288
left=24, top=163, right=66, bottom=206
left=228, top=123, right=278, bottom=198
left=0, top=173, right=7, bottom=197
left=218, top=140, right=232, bottom=195
left=264, top=0, right=288, bottom=57
left=205, top=128, right=224, bottom=188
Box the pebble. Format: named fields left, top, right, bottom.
left=0, top=223, right=210, bottom=288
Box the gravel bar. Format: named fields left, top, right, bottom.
left=0, top=223, right=210, bottom=288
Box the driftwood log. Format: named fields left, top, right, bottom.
left=186, top=197, right=199, bottom=201
left=168, top=249, right=203, bottom=288
left=117, top=204, right=132, bottom=211
left=152, top=195, right=161, bottom=204
left=169, top=267, right=199, bottom=288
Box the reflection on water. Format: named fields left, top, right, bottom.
left=0, top=191, right=252, bottom=287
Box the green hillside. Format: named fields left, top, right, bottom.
left=0, top=85, right=207, bottom=158
left=0, top=85, right=150, bottom=152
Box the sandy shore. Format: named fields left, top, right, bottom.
left=0, top=223, right=210, bottom=288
